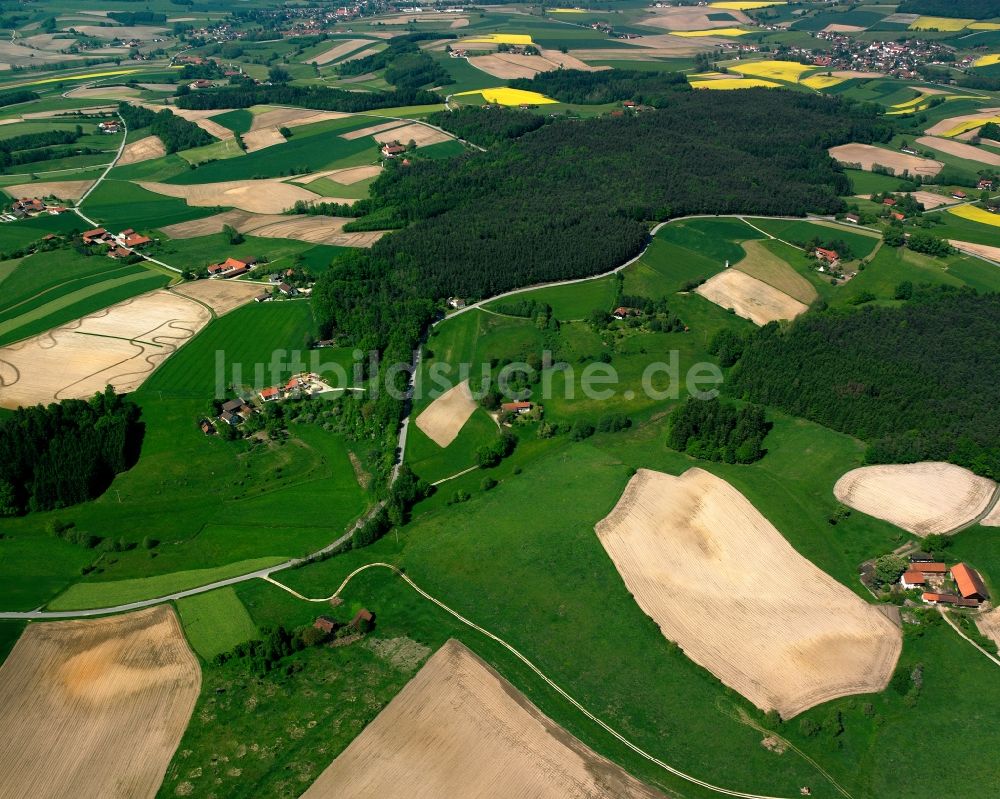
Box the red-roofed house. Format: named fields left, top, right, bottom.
left=381, top=142, right=406, bottom=158
left=501, top=401, right=533, bottom=415
left=951, top=190, right=967, bottom=200
left=951, top=563, right=989, bottom=602
left=900, top=571, right=926, bottom=589
left=882, top=198, right=896, bottom=207
left=917, top=562, right=947, bottom=575
left=108, top=246, right=133, bottom=259
left=123, top=233, right=152, bottom=248
left=891, top=212, right=905, bottom=221
left=260, top=387, right=280, bottom=402
left=82, top=227, right=109, bottom=244
left=921, top=592, right=979, bottom=608
left=815, top=247, right=839, bottom=264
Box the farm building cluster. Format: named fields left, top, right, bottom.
left=201, top=373, right=337, bottom=435
left=312, top=608, right=375, bottom=643
left=899, top=554, right=991, bottom=609
left=208, top=256, right=258, bottom=279
left=3, top=197, right=67, bottom=221
left=82, top=227, right=152, bottom=260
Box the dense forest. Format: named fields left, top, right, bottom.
left=314, top=90, right=891, bottom=352
left=0, top=90, right=38, bottom=108
left=176, top=83, right=440, bottom=113
left=428, top=106, right=546, bottom=147
left=117, top=103, right=212, bottom=153
left=0, top=387, right=142, bottom=516
left=728, top=288, right=1000, bottom=478
left=667, top=398, right=769, bottom=464
left=510, top=68, right=690, bottom=106
left=897, top=0, right=999, bottom=18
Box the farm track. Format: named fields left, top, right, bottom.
left=938, top=608, right=1000, bottom=669
left=263, top=562, right=823, bottom=799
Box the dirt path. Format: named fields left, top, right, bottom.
left=263, top=562, right=827, bottom=799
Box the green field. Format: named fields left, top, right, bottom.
left=176, top=586, right=259, bottom=660
left=82, top=179, right=218, bottom=231
left=0, top=621, right=24, bottom=665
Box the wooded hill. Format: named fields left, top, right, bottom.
left=314, top=90, right=892, bottom=352
left=176, top=83, right=440, bottom=113
left=510, top=68, right=689, bottom=105
left=727, top=288, right=1000, bottom=479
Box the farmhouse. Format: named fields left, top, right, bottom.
left=208, top=256, right=256, bottom=278
left=882, top=198, right=896, bottom=207
left=814, top=247, right=839, bottom=265
left=844, top=213, right=860, bottom=224
left=951, top=563, right=989, bottom=603
left=200, top=419, right=215, bottom=435
left=221, top=398, right=243, bottom=414
left=220, top=410, right=238, bottom=426
left=123, top=232, right=152, bottom=249
left=381, top=141, right=407, bottom=158
left=82, top=227, right=110, bottom=245
left=260, top=386, right=280, bottom=402
left=278, top=282, right=297, bottom=296
left=351, top=608, right=374, bottom=630
left=447, top=297, right=466, bottom=309
left=98, top=120, right=121, bottom=134
left=978, top=179, right=994, bottom=191
left=951, top=190, right=967, bottom=200
left=501, top=401, right=533, bottom=415
left=891, top=212, right=905, bottom=222
left=915, top=562, right=948, bottom=575
left=613, top=306, right=640, bottom=319
left=900, top=570, right=926, bottom=589
left=107, top=246, right=133, bottom=259
left=313, top=616, right=339, bottom=634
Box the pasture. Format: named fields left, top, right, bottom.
left=176, top=587, right=259, bottom=660
left=0, top=606, right=199, bottom=799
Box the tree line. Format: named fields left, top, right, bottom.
left=338, top=33, right=454, bottom=93
left=510, top=68, right=690, bottom=106
left=0, top=126, right=88, bottom=170
left=897, top=0, right=999, bottom=18
left=117, top=103, right=212, bottom=153
left=0, top=387, right=142, bottom=516
left=0, top=90, right=39, bottom=108
left=727, top=287, right=1000, bottom=478
left=428, top=106, right=546, bottom=147
left=175, top=82, right=440, bottom=114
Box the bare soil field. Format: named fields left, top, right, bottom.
left=248, top=107, right=348, bottom=131
left=982, top=502, right=1000, bottom=527
left=4, top=179, right=94, bottom=200
left=695, top=268, right=808, bottom=325
left=916, top=135, right=1000, bottom=166
left=911, top=190, right=950, bottom=209
left=242, top=127, right=286, bottom=153
left=300, top=639, right=666, bottom=799
left=65, top=85, right=139, bottom=100
left=828, top=143, right=942, bottom=176
left=834, top=463, right=997, bottom=536
left=949, top=240, right=1000, bottom=262
left=415, top=379, right=478, bottom=447
left=640, top=6, right=750, bottom=30
left=0, top=606, right=200, bottom=799
left=170, top=280, right=262, bottom=316
left=0, top=289, right=211, bottom=408
left=0, top=40, right=77, bottom=66
left=977, top=609, right=1000, bottom=649
left=822, top=24, right=865, bottom=33
left=137, top=179, right=345, bottom=214
left=734, top=240, right=818, bottom=304
left=925, top=108, right=1000, bottom=137
left=308, top=38, right=377, bottom=65
left=468, top=54, right=548, bottom=79
left=340, top=119, right=408, bottom=140
left=159, top=209, right=384, bottom=246
left=72, top=24, right=168, bottom=40
left=831, top=70, right=884, bottom=79
left=596, top=468, right=902, bottom=718
left=340, top=47, right=382, bottom=63
left=117, top=134, right=166, bottom=166
left=298, top=164, right=382, bottom=185
left=372, top=122, right=451, bottom=147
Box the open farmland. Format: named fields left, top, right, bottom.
left=136, top=179, right=349, bottom=214
left=168, top=280, right=262, bottom=316
left=117, top=135, right=167, bottom=166
left=0, top=606, right=199, bottom=799
left=159, top=209, right=385, bottom=246
left=834, top=463, right=997, bottom=536
left=915, top=136, right=1000, bottom=167
left=925, top=110, right=1000, bottom=138
left=300, top=639, right=666, bottom=799
left=733, top=240, right=818, bottom=304
left=0, top=289, right=211, bottom=409
left=596, top=468, right=901, bottom=718
left=695, top=268, right=808, bottom=325
left=307, top=39, right=378, bottom=65
left=414, top=379, right=480, bottom=448
left=828, top=143, right=942, bottom=176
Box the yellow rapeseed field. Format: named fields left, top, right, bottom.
left=462, top=33, right=535, bottom=45
left=941, top=115, right=1000, bottom=138
left=909, top=16, right=971, bottom=31
left=710, top=1, right=786, bottom=9
left=670, top=28, right=752, bottom=37
left=974, top=54, right=1000, bottom=67
left=969, top=23, right=1000, bottom=31
left=734, top=60, right=814, bottom=82
left=949, top=205, right=1000, bottom=228
left=800, top=74, right=845, bottom=89
left=689, top=78, right=781, bottom=90
left=20, top=68, right=140, bottom=87
left=456, top=87, right=557, bottom=105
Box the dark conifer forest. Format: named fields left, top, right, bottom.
left=728, top=288, right=1000, bottom=478
left=0, top=388, right=142, bottom=515
left=428, top=106, right=546, bottom=147
left=510, top=68, right=690, bottom=105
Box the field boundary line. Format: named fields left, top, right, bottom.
left=265, top=562, right=800, bottom=799
left=939, top=608, right=1000, bottom=668
left=430, top=464, right=479, bottom=486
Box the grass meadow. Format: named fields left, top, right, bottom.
left=176, top=586, right=259, bottom=660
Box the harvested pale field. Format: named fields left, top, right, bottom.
left=4, top=179, right=93, bottom=200
left=301, top=639, right=666, bottom=799
left=822, top=24, right=865, bottom=33
left=976, top=609, right=1000, bottom=649
left=537, top=48, right=608, bottom=71
left=169, top=280, right=262, bottom=316
left=137, top=179, right=341, bottom=214
left=298, top=164, right=382, bottom=185
left=134, top=103, right=236, bottom=140
left=0, top=606, right=199, bottom=799
left=137, top=83, right=177, bottom=92
left=828, top=143, right=942, bottom=176
left=241, top=127, right=286, bottom=153
left=982, top=502, right=1000, bottom=527
left=468, top=53, right=547, bottom=79
left=340, top=119, right=408, bottom=140
left=734, top=240, right=817, bottom=304
left=248, top=107, right=348, bottom=131
left=834, top=463, right=997, bottom=536
left=641, top=5, right=751, bottom=31
left=596, top=468, right=902, bottom=718
left=831, top=70, right=884, bottom=79
left=308, top=38, right=376, bottom=65
left=71, top=24, right=168, bottom=40
left=949, top=240, right=1000, bottom=262
left=340, top=47, right=382, bottom=63
left=415, top=379, right=478, bottom=448
left=159, top=209, right=385, bottom=247
left=0, top=40, right=77, bottom=66
left=911, top=190, right=951, bottom=209
left=695, top=268, right=808, bottom=325
left=117, top=134, right=166, bottom=166
left=925, top=108, right=1000, bottom=138
left=915, top=135, right=1000, bottom=166
left=0, top=290, right=211, bottom=409
left=372, top=122, right=451, bottom=147
left=65, top=84, right=139, bottom=100
left=451, top=17, right=469, bottom=28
